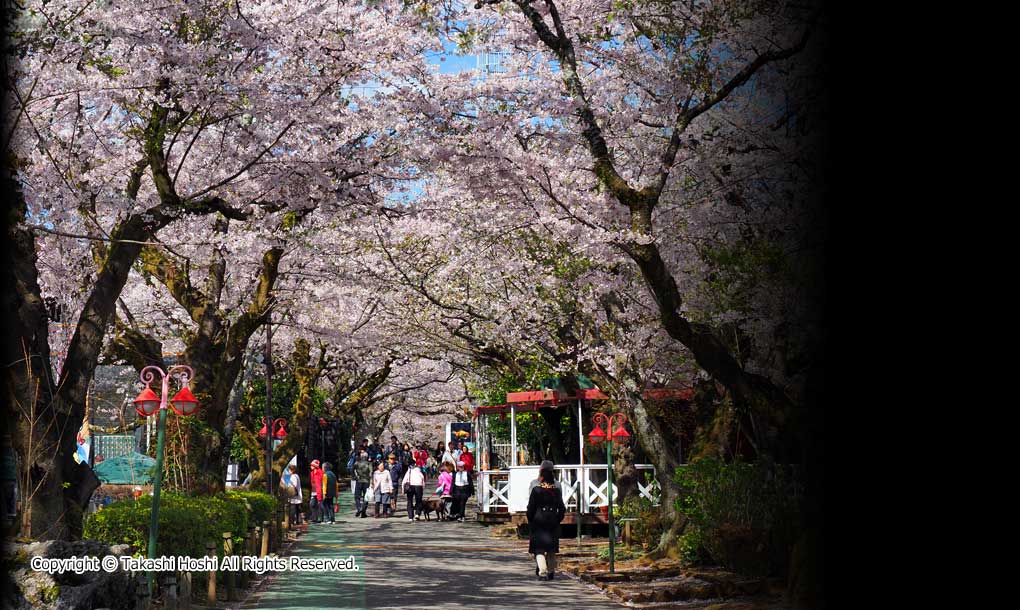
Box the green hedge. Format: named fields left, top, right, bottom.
left=224, top=489, right=277, bottom=525
left=84, top=491, right=276, bottom=558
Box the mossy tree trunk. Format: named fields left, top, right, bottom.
left=269, top=339, right=327, bottom=480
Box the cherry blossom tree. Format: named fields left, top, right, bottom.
left=2, top=0, right=433, bottom=537
left=386, top=0, right=827, bottom=571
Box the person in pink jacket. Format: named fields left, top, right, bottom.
left=435, top=463, right=454, bottom=520
left=309, top=460, right=324, bottom=523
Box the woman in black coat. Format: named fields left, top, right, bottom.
left=527, top=466, right=566, bottom=581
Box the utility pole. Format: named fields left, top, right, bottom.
left=264, top=314, right=274, bottom=495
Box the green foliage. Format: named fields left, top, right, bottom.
left=700, top=237, right=793, bottom=320
left=233, top=371, right=329, bottom=465
left=39, top=584, right=60, bottom=604
left=245, top=372, right=329, bottom=423
left=468, top=362, right=553, bottom=407
left=678, top=528, right=704, bottom=565
left=229, top=432, right=249, bottom=463
left=83, top=491, right=276, bottom=557
left=674, top=457, right=802, bottom=576
left=596, top=544, right=638, bottom=561
left=224, top=490, right=277, bottom=525
left=616, top=496, right=666, bottom=549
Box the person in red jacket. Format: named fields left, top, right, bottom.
left=309, top=460, right=324, bottom=523
left=414, top=446, right=429, bottom=468
left=460, top=445, right=475, bottom=478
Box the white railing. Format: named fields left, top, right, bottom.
left=477, top=463, right=659, bottom=514
left=478, top=470, right=511, bottom=512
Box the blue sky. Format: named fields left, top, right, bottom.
left=429, top=51, right=478, bottom=74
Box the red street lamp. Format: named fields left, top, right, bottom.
left=133, top=387, right=161, bottom=418
left=131, top=364, right=197, bottom=595
left=258, top=417, right=288, bottom=440
left=590, top=412, right=629, bottom=573
left=170, top=386, right=199, bottom=416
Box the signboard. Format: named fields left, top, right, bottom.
left=446, top=422, right=473, bottom=446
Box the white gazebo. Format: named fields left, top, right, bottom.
left=472, top=387, right=691, bottom=524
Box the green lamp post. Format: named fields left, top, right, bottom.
left=589, top=412, right=630, bottom=573
left=133, top=364, right=198, bottom=594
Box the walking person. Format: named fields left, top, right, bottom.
left=367, top=438, right=382, bottom=462
left=387, top=453, right=403, bottom=514
left=353, top=452, right=372, bottom=518
left=460, top=444, right=475, bottom=479
left=425, top=454, right=438, bottom=479
left=309, top=460, right=324, bottom=523
left=527, top=464, right=566, bottom=580
left=529, top=460, right=561, bottom=494
left=414, top=445, right=428, bottom=468
left=386, top=435, right=403, bottom=463
left=283, top=464, right=303, bottom=525
left=435, top=463, right=453, bottom=520
left=441, top=444, right=457, bottom=472
left=401, top=461, right=426, bottom=521
left=370, top=461, right=393, bottom=518
left=321, top=462, right=337, bottom=525
left=451, top=461, right=473, bottom=522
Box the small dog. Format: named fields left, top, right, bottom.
left=420, top=497, right=449, bottom=521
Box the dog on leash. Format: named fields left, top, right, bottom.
left=420, top=497, right=449, bottom=521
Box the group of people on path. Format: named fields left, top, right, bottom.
left=279, top=460, right=339, bottom=526
left=347, top=436, right=476, bottom=521
left=281, top=436, right=477, bottom=525
left=280, top=437, right=565, bottom=582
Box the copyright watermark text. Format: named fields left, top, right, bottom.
left=29, top=555, right=360, bottom=574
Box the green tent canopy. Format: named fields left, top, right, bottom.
left=93, top=452, right=156, bottom=484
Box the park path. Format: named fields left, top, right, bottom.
left=247, top=489, right=624, bottom=610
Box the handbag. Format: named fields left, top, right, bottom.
left=403, top=482, right=410, bottom=494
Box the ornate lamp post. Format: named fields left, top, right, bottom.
left=258, top=417, right=288, bottom=442
left=132, top=364, right=198, bottom=593
left=588, top=412, right=630, bottom=573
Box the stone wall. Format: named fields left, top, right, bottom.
left=3, top=539, right=136, bottom=610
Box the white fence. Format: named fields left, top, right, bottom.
left=477, top=464, right=659, bottom=514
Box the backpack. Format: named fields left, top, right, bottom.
left=346, top=452, right=357, bottom=472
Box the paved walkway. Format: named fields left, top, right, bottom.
left=250, top=490, right=624, bottom=610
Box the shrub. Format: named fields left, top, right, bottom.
left=223, top=490, right=277, bottom=526
left=84, top=490, right=275, bottom=558
left=616, top=495, right=666, bottom=549
left=674, top=457, right=802, bottom=577
left=678, top=528, right=704, bottom=565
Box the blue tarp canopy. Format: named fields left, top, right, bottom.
left=93, top=452, right=156, bottom=484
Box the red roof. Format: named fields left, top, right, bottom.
left=473, top=386, right=692, bottom=417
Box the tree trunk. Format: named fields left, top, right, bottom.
left=589, top=364, right=685, bottom=557
left=629, top=242, right=796, bottom=455
left=2, top=178, right=99, bottom=541
left=626, top=393, right=686, bottom=558
left=133, top=242, right=282, bottom=492
left=270, top=340, right=325, bottom=483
